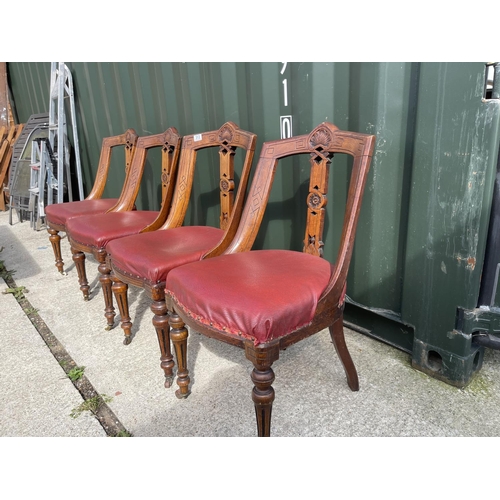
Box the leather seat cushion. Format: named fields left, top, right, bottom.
left=107, top=226, right=224, bottom=284
left=166, top=250, right=332, bottom=345
left=45, top=198, right=119, bottom=226
left=66, top=211, right=160, bottom=249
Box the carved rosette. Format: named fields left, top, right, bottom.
left=220, top=177, right=235, bottom=193
left=161, top=172, right=170, bottom=185
left=309, top=126, right=332, bottom=150
left=307, top=190, right=327, bottom=210
left=309, top=126, right=335, bottom=163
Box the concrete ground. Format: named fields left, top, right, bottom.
left=1, top=208, right=500, bottom=439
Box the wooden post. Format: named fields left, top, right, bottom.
left=0, top=63, right=9, bottom=129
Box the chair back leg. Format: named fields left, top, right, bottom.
left=329, top=316, right=359, bottom=392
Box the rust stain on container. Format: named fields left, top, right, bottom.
left=467, top=257, right=476, bottom=270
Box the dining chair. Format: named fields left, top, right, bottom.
left=105, top=122, right=257, bottom=389
left=65, top=128, right=181, bottom=330
left=45, top=129, right=138, bottom=274
left=165, top=122, right=376, bottom=436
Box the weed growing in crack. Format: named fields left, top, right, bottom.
left=0, top=248, right=16, bottom=280
left=67, top=366, right=85, bottom=381
left=2, top=286, right=27, bottom=299
left=0, top=262, right=15, bottom=280
left=114, top=430, right=132, bottom=437
left=70, top=394, right=113, bottom=419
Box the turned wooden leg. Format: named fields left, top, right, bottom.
left=111, top=276, right=133, bottom=344
left=48, top=227, right=65, bottom=274
left=71, top=247, right=90, bottom=300
left=245, top=341, right=279, bottom=437
left=169, top=308, right=191, bottom=398
left=329, top=315, right=359, bottom=392
left=97, top=249, right=115, bottom=330
left=250, top=366, right=275, bottom=437
left=152, top=298, right=175, bottom=388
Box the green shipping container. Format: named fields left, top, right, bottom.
left=7, top=62, right=500, bottom=387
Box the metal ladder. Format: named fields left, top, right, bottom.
left=25, top=63, right=84, bottom=229
left=48, top=62, right=83, bottom=203
left=28, top=138, right=58, bottom=230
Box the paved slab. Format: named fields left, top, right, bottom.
left=0, top=232, right=105, bottom=437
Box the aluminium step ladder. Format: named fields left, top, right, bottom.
left=23, top=63, right=84, bottom=229
left=28, top=137, right=58, bottom=230
left=48, top=62, right=83, bottom=204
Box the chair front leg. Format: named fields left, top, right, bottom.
left=71, top=246, right=89, bottom=300
left=329, top=314, right=359, bottom=392
left=245, top=341, right=280, bottom=437
left=47, top=227, right=65, bottom=274
left=152, top=294, right=175, bottom=388
left=111, top=275, right=133, bottom=344
left=97, top=249, right=115, bottom=330
left=169, top=307, right=191, bottom=398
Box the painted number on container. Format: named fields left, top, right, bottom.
left=280, top=62, right=292, bottom=139
left=280, top=116, right=293, bottom=139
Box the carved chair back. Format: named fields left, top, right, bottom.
left=160, top=121, right=257, bottom=234
left=108, top=128, right=181, bottom=213
left=217, top=122, right=375, bottom=289
left=85, top=129, right=139, bottom=201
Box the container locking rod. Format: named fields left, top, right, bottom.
left=472, top=332, right=500, bottom=350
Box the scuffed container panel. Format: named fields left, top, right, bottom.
left=402, top=63, right=500, bottom=385
left=8, top=61, right=500, bottom=386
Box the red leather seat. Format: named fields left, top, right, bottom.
left=45, top=198, right=118, bottom=227
left=166, top=250, right=333, bottom=344
left=107, top=226, right=224, bottom=285
left=66, top=211, right=161, bottom=249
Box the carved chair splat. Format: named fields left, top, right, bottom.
left=45, top=129, right=139, bottom=274
left=105, top=122, right=257, bottom=389
left=65, top=128, right=181, bottom=330
left=165, top=122, right=376, bottom=436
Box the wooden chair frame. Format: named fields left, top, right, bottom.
left=107, top=122, right=256, bottom=387
left=46, top=129, right=139, bottom=273
left=166, top=122, right=376, bottom=436
left=68, top=128, right=181, bottom=328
